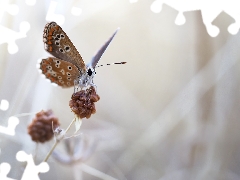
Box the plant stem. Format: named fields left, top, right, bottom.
left=43, top=118, right=76, bottom=162
left=34, top=142, right=39, bottom=161
left=65, top=117, right=76, bottom=133
left=43, top=140, right=58, bottom=162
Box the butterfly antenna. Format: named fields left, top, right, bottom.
left=96, top=62, right=126, bottom=68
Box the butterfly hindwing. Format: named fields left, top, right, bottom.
left=43, top=22, right=86, bottom=75
left=40, top=57, right=80, bottom=88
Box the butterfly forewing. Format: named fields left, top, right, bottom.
left=43, top=22, right=86, bottom=75
left=40, top=57, right=80, bottom=88
left=88, top=28, right=119, bottom=68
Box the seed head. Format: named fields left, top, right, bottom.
left=69, top=86, right=100, bottom=119
left=28, top=110, right=60, bottom=143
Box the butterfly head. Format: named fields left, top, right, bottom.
left=78, top=66, right=96, bottom=88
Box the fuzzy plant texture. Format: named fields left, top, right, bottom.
left=69, top=86, right=100, bottom=119
left=28, top=110, right=60, bottom=143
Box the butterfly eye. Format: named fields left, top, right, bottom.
left=68, top=66, right=72, bottom=70
left=87, top=69, right=92, bottom=76
left=57, top=34, right=60, bottom=39
left=61, top=34, right=65, bottom=38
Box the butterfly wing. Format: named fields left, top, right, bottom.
left=40, top=57, right=80, bottom=88
left=43, top=22, right=86, bottom=75
left=87, top=28, right=119, bottom=68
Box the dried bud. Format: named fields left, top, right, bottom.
left=69, top=86, right=100, bottom=119
left=28, top=110, right=60, bottom=143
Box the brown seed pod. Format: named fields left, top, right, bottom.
left=69, top=86, right=100, bottom=119
left=28, top=110, right=60, bottom=143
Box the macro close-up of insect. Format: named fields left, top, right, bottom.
left=1, top=1, right=240, bottom=180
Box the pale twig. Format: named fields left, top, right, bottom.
left=73, top=164, right=83, bottom=180
left=43, top=118, right=76, bottom=162
left=64, top=133, right=83, bottom=140
left=13, top=112, right=38, bottom=118
left=33, top=142, right=39, bottom=162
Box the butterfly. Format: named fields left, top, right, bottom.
left=40, top=22, right=121, bottom=89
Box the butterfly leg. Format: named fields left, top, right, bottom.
left=78, top=79, right=84, bottom=90
left=74, top=79, right=79, bottom=93
left=90, top=81, right=97, bottom=92
left=93, top=85, right=97, bottom=92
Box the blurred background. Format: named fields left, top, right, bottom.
left=1, top=0, right=240, bottom=179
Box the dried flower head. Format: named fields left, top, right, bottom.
left=28, top=110, right=60, bottom=143
left=69, top=86, right=100, bottom=119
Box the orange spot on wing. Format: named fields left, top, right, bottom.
left=41, top=66, right=47, bottom=72
left=49, top=29, right=54, bottom=35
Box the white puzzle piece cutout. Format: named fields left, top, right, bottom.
left=151, top=0, right=240, bottom=37
left=0, top=2, right=19, bottom=21
left=0, top=99, right=9, bottom=111
left=0, top=116, right=19, bottom=136
left=0, top=2, right=30, bottom=54
left=0, top=162, right=16, bottom=180
left=0, top=21, right=30, bottom=54
left=16, top=151, right=49, bottom=180
left=0, top=100, right=19, bottom=136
